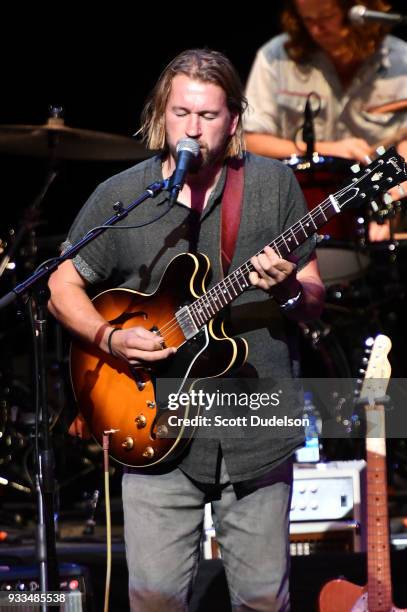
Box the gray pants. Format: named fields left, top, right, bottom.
left=122, top=459, right=292, bottom=612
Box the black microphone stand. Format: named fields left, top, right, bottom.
left=302, top=93, right=316, bottom=165
left=0, top=177, right=169, bottom=597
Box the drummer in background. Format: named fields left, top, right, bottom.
left=244, top=0, right=407, bottom=239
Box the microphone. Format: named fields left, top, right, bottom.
left=167, top=138, right=200, bottom=205
left=349, top=5, right=407, bottom=25
left=302, top=94, right=315, bottom=163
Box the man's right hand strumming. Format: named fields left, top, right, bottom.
left=107, top=326, right=176, bottom=365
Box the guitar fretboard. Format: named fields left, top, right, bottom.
left=366, top=446, right=393, bottom=611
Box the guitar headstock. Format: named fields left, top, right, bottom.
left=337, top=335, right=391, bottom=433
left=358, top=334, right=392, bottom=405
left=336, top=147, right=407, bottom=214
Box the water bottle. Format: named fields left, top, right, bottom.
left=295, top=391, right=321, bottom=463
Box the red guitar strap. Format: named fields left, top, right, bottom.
left=221, top=157, right=245, bottom=277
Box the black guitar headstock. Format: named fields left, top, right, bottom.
left=336, top=146, right=407, bottom=215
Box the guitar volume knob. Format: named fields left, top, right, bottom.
left=122, top=437, right=134, bottom=450
left=142, top=446, right=155, bottom=458
left=135, top=414, right=147, bottom=428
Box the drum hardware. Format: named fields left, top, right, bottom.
left=300, top=320, right=331, bottom=348
left=0, top=475, right=31, bottom=495
left=82, top=490, right=100, bottom=536
left=284, top=151, right=326, bottom=171
left=0, top=373, right=32, bottom=470
left=298, top=316, right=358, bottom=463
left=302, top=92, right=321, bottom=163
left=0, top=106, right=154, bottom=161
left=0, top=169, right=58, bottom=284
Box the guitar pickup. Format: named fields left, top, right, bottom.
left=175, top=305, right=198, bottom=340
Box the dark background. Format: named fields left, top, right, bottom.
left=0, top=4, right=406, bottom=237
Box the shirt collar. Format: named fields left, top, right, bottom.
left=150, top=153, right=229, bottom=218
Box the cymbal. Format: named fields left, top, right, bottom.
left=0, top=117, right=154, bottom=161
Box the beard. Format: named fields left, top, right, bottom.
left=167, top=137, right=230, bottom=175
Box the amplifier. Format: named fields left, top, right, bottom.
left=290, top=460, right=366, bottom=554
left=291, top=460, right=365, bottom=521
left=203, top=460, right=366, bottom=559
left=0, top=563, right=92, bottom=611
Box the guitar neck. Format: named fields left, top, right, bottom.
left=366, top=406, right=393, bottom=611
left=188, top=194, right=341, bottom=329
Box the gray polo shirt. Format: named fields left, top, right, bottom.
left=245, top=34, right=407, bottom=146
left=67, top=152, right=316, bottom=482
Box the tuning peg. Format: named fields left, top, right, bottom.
left=358, top=368, right=366, bottom=375
left=376, top=146, right=385, bottom=156
left=364, top=155, right=373, bottom=164
left=370, top=201, right=379, bottom=212
left=351, top=163, right=361, bottom=174
left=383, top=193, right=393, bottom=206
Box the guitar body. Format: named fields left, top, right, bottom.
left=319, top=578, right=405, bottom=611
left=319, top=579, right=365, bottom=612
left=70, top=253, right=248, bottom=467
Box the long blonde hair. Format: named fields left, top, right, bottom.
left=139, top=49, right=247, bottom=158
